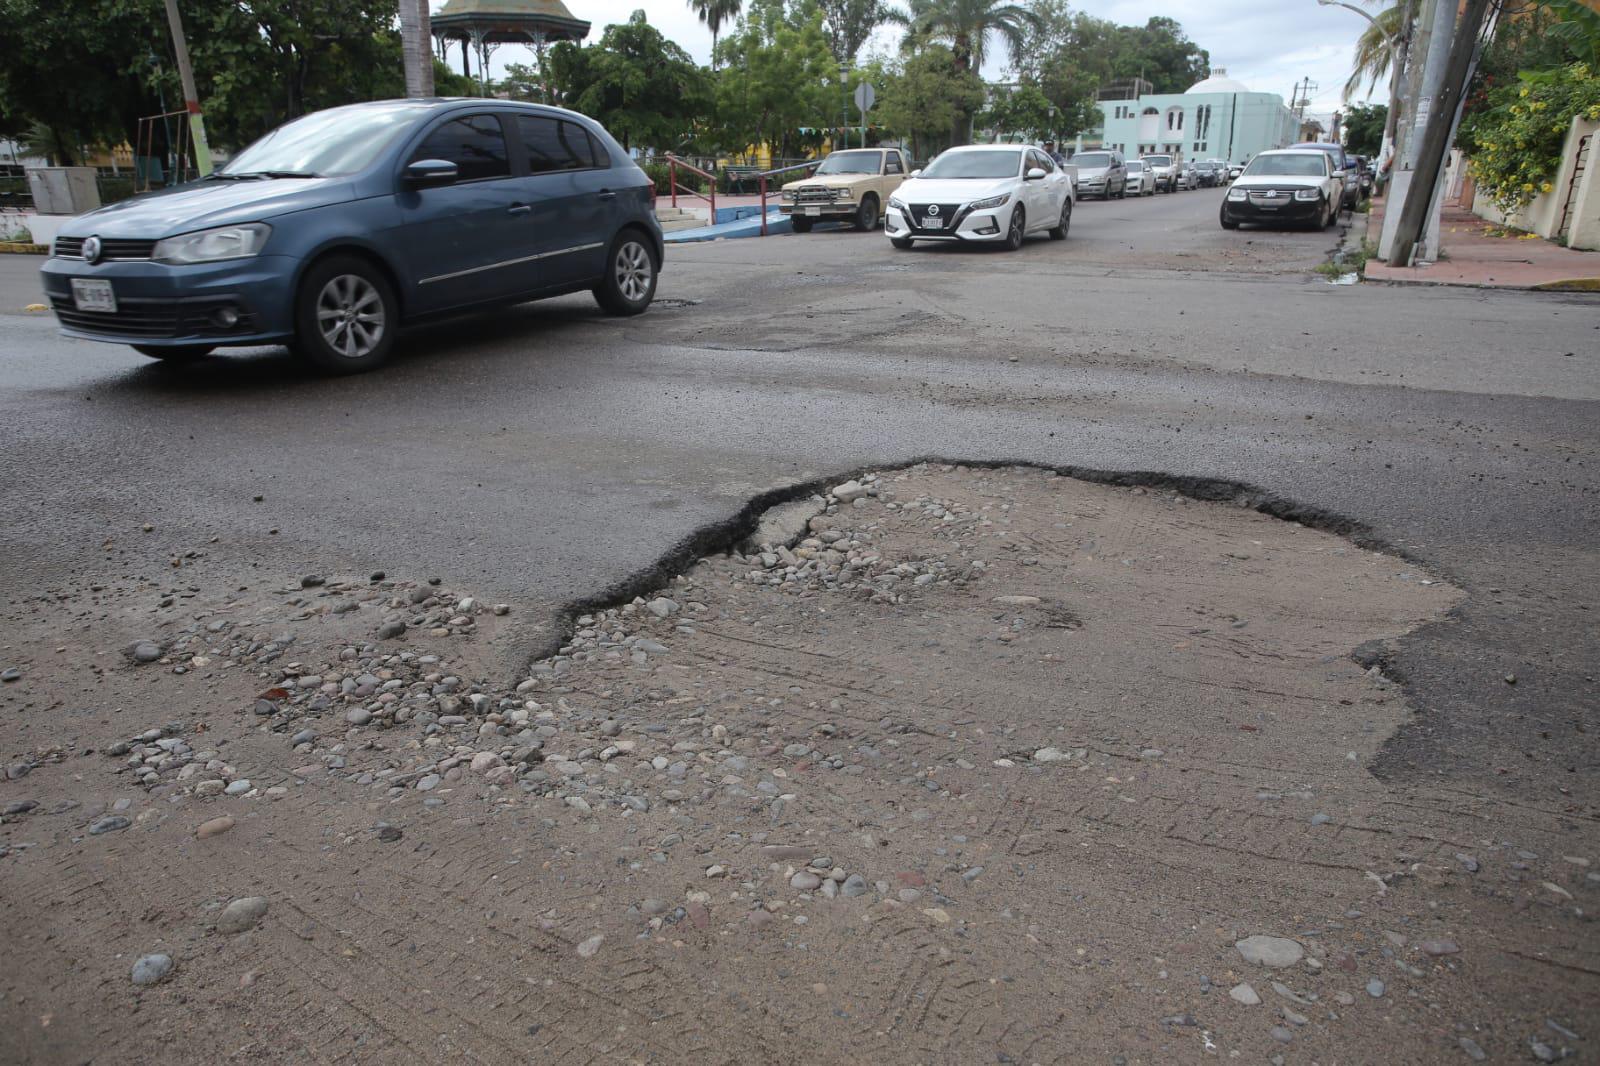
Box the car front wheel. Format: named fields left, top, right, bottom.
left=1220, top=208, right=1239, bottom=230
left=593, top=230, right=658, bottom=316
left=1049, top=199, right=1071, bottom=240
left=791, top=216, right=814, bottom=233
left=1003, top=205, right=1026, bottom=250
left=292, top=255, right=398, bottom=374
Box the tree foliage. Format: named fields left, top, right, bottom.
left=1459, top=62, right=1600, bottom=213
left=687, top=0, right=744, bottom=64
left=548, top=12, right=712, bottom=152
left=817, top=0, right=895, bottom=64
left=980, top=82, right=1056, bottom=141
left=1342, top=102, right=1387, bottom=156
left=871, top=44, right=985, bottom=159
left=713, top=0, right=839, bottom=160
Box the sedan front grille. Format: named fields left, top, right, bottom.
left=50, top=295, right=257, bottom=338
left=52, top=236, right=158, bottom=261
left=907, top=203, right=963, bottom=231
left=794, top=186, right=840, bottom=204
left=51, top=295, right=180, bottom=337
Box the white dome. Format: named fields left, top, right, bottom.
left=1187, top=73, right=1250, bottom=94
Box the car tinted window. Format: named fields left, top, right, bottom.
left=1029, top=151, right=1054, bottom=173
left=411, top=115, right=509, bottom=181
left=516, top=115, right=603, bottom=174
left=885, top=154, right=903, bottom=174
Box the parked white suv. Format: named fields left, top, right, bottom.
left=1142, top=154, right=1177, bottom=193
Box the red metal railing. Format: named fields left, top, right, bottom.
left=663, top=154, right=716, bottom=226
left=755, top=158, right=824, bottom=236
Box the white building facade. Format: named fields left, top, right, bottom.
left=1087, top=72, right=1300, bottom=166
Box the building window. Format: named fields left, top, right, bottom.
left=1165, top=106, right=1184, bottom=132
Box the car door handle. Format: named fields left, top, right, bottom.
left=507, top=203, right=532, bottom=216
left=596, top=190, right=616, bottom=201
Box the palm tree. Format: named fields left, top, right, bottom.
left=890, top=0, right=1042, bottom=144
left=1342, top=4, right=1406, bottom=101
left=689, top=0, right=744, bottom=68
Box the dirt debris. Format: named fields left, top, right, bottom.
left=2, top=463, right=1595, bottom=1065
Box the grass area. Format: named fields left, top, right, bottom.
left=1314, top=237, right=1379, bottom=279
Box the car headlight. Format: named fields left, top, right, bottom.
left=968, top=192, right=1011, bottom=212
left=888, top=196, right=907, bottom=212
left=782, top=191, right=797, bottom=202
left=1294, top=188, right=1322, bottom=201
left=1227, top=188, right=1248, bottom=200
left=152, top=223, right=272, bottom=265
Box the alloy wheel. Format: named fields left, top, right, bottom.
left=316, top=274, right=385, bottom=360
left=615, top=241, right=653, bottom=303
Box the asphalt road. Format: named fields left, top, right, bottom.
left=1, top=186, right=1596, bottom=801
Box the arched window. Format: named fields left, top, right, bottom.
left=1165, top=106, right=1184, bottom=133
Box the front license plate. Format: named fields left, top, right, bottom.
left=71, top=278, right=116, bottom=313
left=804, top=206, right=821, bottom=216
left=921, top=216, right=944, bottom=229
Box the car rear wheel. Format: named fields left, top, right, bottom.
left=1003, top=205, right=1026, bottom=251
left=791, top=216, right=814, bottom=233
left=891, top=237, right=914, bottom=250
left=292, top=256, right=397, bottom=375
left=853, top=195, right=880, bottom=231
left=1049, top=199, right=1071, bottom=240
left=593, top=230, right=658, bottom=316
left=132, top=344, right=214, bottom=362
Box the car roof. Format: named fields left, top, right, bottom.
left=945, top=144, right=1027, bottom=152
left=1257, top=148, right=1332, bottom=157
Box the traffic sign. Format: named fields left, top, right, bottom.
left=853, top=82, right=875, bottom=115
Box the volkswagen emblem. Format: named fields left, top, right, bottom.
left=1263, top=190, right=1278, bottom=199
left=926, top=204, right=940, bottom=216
left=82, top=236, right=103, bottom=264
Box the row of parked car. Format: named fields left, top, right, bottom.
left=1067, top=151, right=1239, bottom=199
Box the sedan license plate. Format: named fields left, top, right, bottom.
left=71, top=278, right=116, bottom=313
left=921, top=216, right=944, bottom=229
left=804, top=206, right=821, bottom=216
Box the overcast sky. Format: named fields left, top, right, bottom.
left=453, top=0, right=1380, bottom=121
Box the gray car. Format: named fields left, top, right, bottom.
left=41, top=99, right=663, bottom=373
left=1068, top=150, right=1127, bottom=200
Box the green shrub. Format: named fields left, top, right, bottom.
left=1459, top=62, right=1600, bottom=213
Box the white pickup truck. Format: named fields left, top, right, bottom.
left=1141, top=153, right=1178, bottom=193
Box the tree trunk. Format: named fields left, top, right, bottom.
left=399, top=0, right=435, bottom=98
left=950, top=35, right=973, bottom=147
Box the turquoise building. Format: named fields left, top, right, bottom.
left=1082, top=71, right=1300, bottom=167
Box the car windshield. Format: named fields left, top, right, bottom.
left=1126, top=161, right=1146, bottom=172
left=1244, top=154, right=1328, bottom=177
left=1143, top=155, right=1172, bottom=166
left=1073, top=152, right=1113, bottom=168
left=222, top=103, right=435, bottom=178
left=920, top=149, right=1021, bottom=179
left=815, top=151, right=881, bottom=175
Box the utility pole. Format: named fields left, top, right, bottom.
left=400, top=0, right=436, bottom=98
left=160, top=0, right=212, bottom=176
left=1380, top=0, right=1453, bottom=257
left=1386, top=0, right=1492, bottom=266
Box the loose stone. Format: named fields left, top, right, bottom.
left=216, top=896, right=269, bottom=935
left=131, top=953, right=174, bottom=986
left=1236, top=935, right=1305, bottom=968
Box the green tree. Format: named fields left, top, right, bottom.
left=1006, top=1, right=1126, bottom=140
left=893, top=0, right=1040, bottom=145
left=873, top=44, right=985, bottom=159
left=1343, top=102, right=1387, bottom=155
left=1340, top=4, right=1407, bottom=102
left=547, top=11, right=712, bottom=152
left=0, top=0, right=167, bottom=163
left=713, top=0, right=839, bottom=160
left=817, top=0, right=895, bottom=64
left=1107, top=16, right=1209, bottom=94
left=980, top=82, right=1056, bottom=141
left=689, top=0, right=744, bottom=66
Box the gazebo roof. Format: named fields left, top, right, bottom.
left=431, top=0, right=589, bottom=42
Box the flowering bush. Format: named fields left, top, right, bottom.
left=1458, top=62, right=1600, bottom=213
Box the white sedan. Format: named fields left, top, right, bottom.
left=1220, top=149, right=1341, bottom=230
left=885, top=144, right=1074, bottom=251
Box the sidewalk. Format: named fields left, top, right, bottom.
left=1364, top=198, right=1600, bottom=290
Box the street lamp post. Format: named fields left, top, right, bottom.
left=1317, top=0, right=1412, bottom=169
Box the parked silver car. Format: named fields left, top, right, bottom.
left=1068, top=150, right=1128, bottom=200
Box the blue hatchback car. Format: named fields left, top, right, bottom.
left=40, top=99, right=663, bottom=373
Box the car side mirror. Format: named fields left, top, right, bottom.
left=910, top=169, right=922, bottom=178
left=404, top=159, right=458, bottom=187
left=1026, top=168, right=1047, bottom=181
